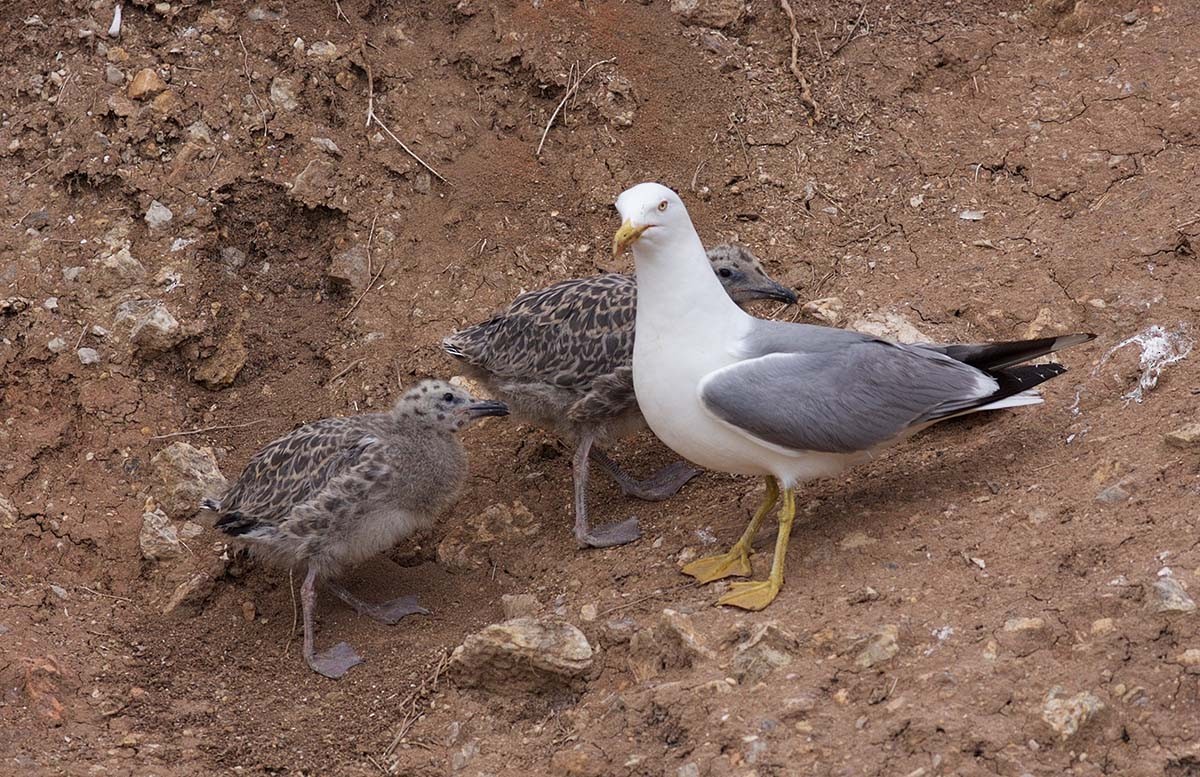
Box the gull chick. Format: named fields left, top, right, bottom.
left=614, top=181, right=1094, bottom=610
left=202, top=380, right=508, bottom=678
left=443, top=244, right=797, bottom=549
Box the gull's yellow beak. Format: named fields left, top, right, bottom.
left=612, top=220, right=649, bottom=257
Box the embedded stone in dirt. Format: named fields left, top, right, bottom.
left=127, top=68, right=166, bottom=100
left=328, top=245, right=371, bottom=290
left=0, top=494, right=18, bottom=529
left=449, top=617, right=593, bottom=693
left=140, top=507, right=182, bottom=561
left=849, top=311, right=929, bottom=344
left=730, top=621, right=801, bottom=683
left=669, top=0, right=745, bottom=29
left=151, top=442, right=227, bottom=521
left=501, top=593, right=541, bottom=620
left=163, top=572, right=217, bottom=616
left=628, top=609, right=715, bottom=681
left=436, top=501, right=542, bottom=570
left=145, top=200, right=173, bottom=229
left=855, top=624, right=899, bottom=668
left=115, top=299, right=184, bottom=353
left=193, top=323, right=247, bottom=388
left=1152, top=576, right=1196, bottom=613
left=270, top=76, right=299, bottom=110
left=801, top=296, right=844, bottom=326
left=1165, top=422, right=1200, bottom=449
left=1041, top=687, right=1103, bottom=740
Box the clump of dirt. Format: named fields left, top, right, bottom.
left=3, top=1, right=1200, bottom=775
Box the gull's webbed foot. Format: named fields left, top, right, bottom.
left=578, top=516, right=641, bottom=548
left=717, top=579, right=782, bottom=611
left=681, top=546, right=753, bottom=583
left=307, top=641, right=364, bottom=679
left=362, top=595, right=429, bottom=625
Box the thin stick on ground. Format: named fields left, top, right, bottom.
left=536, top=57, right=617, bottom=157
left=360, top=43, right=449, bottom=184
left=78, top=586, right=133, bottom=604
left=74, top=322, right=90, bottom=350
left=237, top=35, right=269, bottom=136
left=333, top=0, right=349, bottom=23
left=779, top=0, right=821, bottom=123
left=339, top=261, right=387, bottom=321
left=383, top=650, right=452, bottom=757
left=150, top=419, right=266, bottom=440
left=828, top=3, right=868, bottom=58
left=327, top=358, right=366, bottom=385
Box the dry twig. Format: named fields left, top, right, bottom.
left=360, top=43, right=449, bottom=184
left=150, top=419, right=266, bottom=440
left=333, top=0, right=350, bottom=23
left=535, top=57, right=616, bottom=157
left=339, top=261, right=387, bottom=321
left=327, top=358, right=366, bottom=385
left=78, top=586, right=133, bottom=604
left=828, top=3, right=868, bottom=58
left=383, top=650, right=452, bottom=757
left=778, top=0, right=821, bottom=122
left=237, top=35, right=269, bottom=135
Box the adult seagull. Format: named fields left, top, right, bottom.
left=613, top=181, right=1094, bottom=611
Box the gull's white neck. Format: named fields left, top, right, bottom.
left=631, top=230, right=747, bottom=341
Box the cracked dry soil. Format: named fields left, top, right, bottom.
left=3, top=1, right=1200, bottom=775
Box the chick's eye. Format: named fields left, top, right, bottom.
left=442, top=392, right=455, bottom=402
left=717, top=268, right=733, bottom=278
left=657, top=200, right=669, bottom=212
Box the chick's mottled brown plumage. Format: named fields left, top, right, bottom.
left=203, top=380, right=508, bottom=679
left=442, top=244, right=796, bottom=548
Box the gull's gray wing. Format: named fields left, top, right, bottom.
left=699, top=328, right=997, bottom=454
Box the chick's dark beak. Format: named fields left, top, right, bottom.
left=466, top=399, right=510, bottom=419
left=732, top=278, right=798, bottom=306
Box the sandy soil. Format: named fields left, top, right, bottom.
left=3, top=1, right=1200, bottom=775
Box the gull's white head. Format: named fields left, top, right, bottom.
left=612, top=182, right=697, bottom=258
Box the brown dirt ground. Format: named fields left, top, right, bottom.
left=3, top=0, right=1200, bottom=775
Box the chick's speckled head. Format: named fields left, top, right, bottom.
left=393, top=379, right=509, bottom=431
left=706, top=244, right=799, bottom=306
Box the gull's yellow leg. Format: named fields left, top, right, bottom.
left=682, top=477, right=779, bottom=584
left=718, top=486, right=796, bottom=611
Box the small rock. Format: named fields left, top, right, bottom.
left=1095, top=483, right=1131, bottom=503
left=1122, top=10, right=1139, bottom=24
left=677, top=764, right=701, bottom=777
left=62, top=266, right=84, bottom=281
left=47, top=337, right=67, bottom=353
left=0, top=494, right=17, bottom=529
left=151, top=90, right=181, bottom=115
left=1041, top=687, right=1103, bottom=740
left=105, top=64, right=124, bottom=85
left=220, top=246, right=247, bottom=270
left=855, top=624, right=899, bottom=668
left=849, top=310, right=929, bottom=344
left=115, top=300, right=184, bottom=353
left=269, top=76, right=299, bottom=111
left=1153, top=577, right=1196, bottom=613
left=436, top=501, right=542, bottom=570
left=22, top=210, right=51, bottom=230
left=77, top=348, right=101, bottom=365
left=449, top=617, right=593, bottom=693
left=127, top=68, right=166, bottom=100
left=1176, top=648, right=1200, bottom=666
left=99, top=246, right=146, bottom=280
left=731, top=621, right=801, bottom=683
left=801, top=296, right=844, bottom=326
left=151, top=442, right=227, bottom=521
left=307, top=41, right=339, bottom=60
left=163, top=572, right=215, bottom=616
left=311, top=137, right=342, bottom=156
left=180, top=521, right=203, bottom=541
left=580, top=603, right=598, bottom=622
left=958, top=209, right=986, bottom=221
left=501, top=593, right=541, bottom=620
left=1090, top=617, right=1115, bottom=635
left=1165, top=422, right=1200, bottom=449
left=628, top=609, right=715, bottom=681
left=669, top=0, right=746, bottom=28
left=241, top=601, right=257, bottom=622
left=1004, top=617, right=1046, bottom=632
left=139, top=508, right=181, bottom=561
left=49, top=584, right=68, bottom=600
left=144, top=200, right=173, bottom=230
left=42, top=297, right=58, bottom=311
left=328, top=246, right=371, bottom=290
left=193, top=323, right=247, bottom=389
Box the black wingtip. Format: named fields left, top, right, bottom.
left=200, top=497, right=221, bottom=512
left=441, top=334, right=466, bottom=359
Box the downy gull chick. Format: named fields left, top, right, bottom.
left=202, top=380, right=509, bottom=678
left=613, top=181, right=1095, bottom=610
left=442, top=244, right=797, bottom=549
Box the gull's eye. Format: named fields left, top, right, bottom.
left=442, top=392, right=455, bottom=402
left=657, top=200, right=669, bottom=212
left=717, top=267, right=733, bottom=278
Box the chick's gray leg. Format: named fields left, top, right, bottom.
left=325, top=580, right=429, bottom=624
left=573, top=433, right=641, bottom=548
left=589, top=447, right=702, bottom=502
left=301, top=565, right=363, bottom=679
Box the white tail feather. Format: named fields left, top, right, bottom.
left=975, top=389, right=1043, bottom=412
